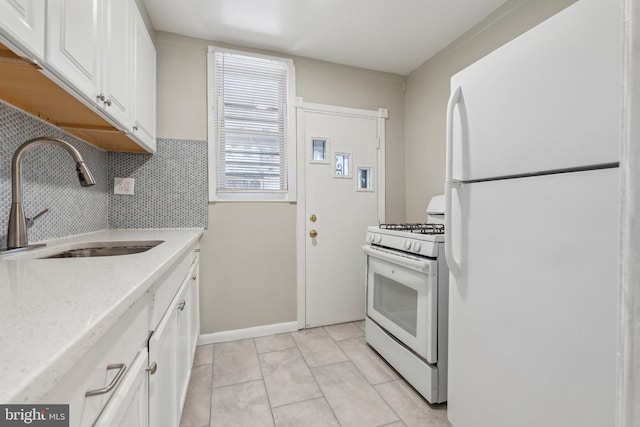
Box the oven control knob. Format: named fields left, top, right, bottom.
left=374, top=234, right=382, bottom=244
left=367, top=233, right=375, bottom=243
left=403, top=240, right=411, bottom=250
left=412, top=242, right=422, bottom=252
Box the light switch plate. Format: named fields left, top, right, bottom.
left=114, top=177, right=135, bottom=195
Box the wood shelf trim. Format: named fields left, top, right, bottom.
left=0, top=43, right=148, bottom=153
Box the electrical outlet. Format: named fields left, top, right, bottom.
left=114, top=177, right=135, bottom=195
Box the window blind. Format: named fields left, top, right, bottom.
left=212, top=51, right=290, bottom=192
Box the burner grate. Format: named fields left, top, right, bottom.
left=380, top=223, right=445, bottom=235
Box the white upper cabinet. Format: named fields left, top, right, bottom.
left=46, top=0, right=101, bottom=106
left=46, top=0, right=132, bottom=130
left=0, top=0, right=45, bottom=60
left=131, top=4, right=156, bottom=152
left=0, top=0, right=155, bottom=152
left=101, top=0, right=132, bottom=129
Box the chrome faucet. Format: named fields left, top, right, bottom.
left=6, top=137, right=97, bottom=250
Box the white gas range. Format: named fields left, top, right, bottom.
left=363, top=200, right=449, bottom=404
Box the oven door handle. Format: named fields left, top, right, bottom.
left=362, top=245, right=434, bottom=274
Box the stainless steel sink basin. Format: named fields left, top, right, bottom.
left=42, top=240, right=164, bottom=259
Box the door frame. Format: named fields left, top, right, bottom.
left=295, top=98, right=388, bottom=329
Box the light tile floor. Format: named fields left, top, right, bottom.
left=179, top=321, right=452, bottom=427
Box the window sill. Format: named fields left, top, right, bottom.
left=209, top=199, right=297, bottom=204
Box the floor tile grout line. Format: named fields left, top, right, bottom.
left=324, top=321, right=402, bottom=427
left=254, top=338, right=278, bottom=426
left=290, top=329, right=344, bottom=426
left=269, top=394, right=334, bottom=411
left=207, top=348, right=214, bottom=427
left=370, top=379, right=405, bottom=427
left=206, top=344, right=215, bottom=427
left=210, top=375, right=266, bottom=390
left=202, top=321, right=442, bottom=427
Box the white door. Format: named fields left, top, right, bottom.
left=298, top=104, right=386, bottom=328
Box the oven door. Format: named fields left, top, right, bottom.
left=363, top=245, right=438, bottom=363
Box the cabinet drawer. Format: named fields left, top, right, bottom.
left=42, top=297, right=149, bottom=427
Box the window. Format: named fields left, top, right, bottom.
left=207, top=47, right=296, bottom=201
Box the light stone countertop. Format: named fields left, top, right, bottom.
left=0, top=228, right=204, bottom=404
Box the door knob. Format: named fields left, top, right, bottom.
left=310, top=214, right=317, bottom=222
left=309, top=229, right=318, bottom=238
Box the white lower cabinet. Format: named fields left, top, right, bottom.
left=177, top=259, right=200, bottom=410
left=93, top=348, right=149, bottom=427
left=149, top=286, right=179, bottom=427
left=149, top=249, right=200, bottom=427
left=41, top=297, right=149, bottom=427
left=42, top=245, right=201, bottom=427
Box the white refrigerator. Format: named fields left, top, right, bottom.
left=444, top=0, right=622, bottom=426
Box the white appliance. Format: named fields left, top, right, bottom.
left=445, top=0, right=621, bottom=426
left=363, top=199, right=449, bottom=403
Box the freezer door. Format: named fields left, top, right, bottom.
left=449, top=0, right=621, bottom=182
left=447, top=168, right=619, bottom=427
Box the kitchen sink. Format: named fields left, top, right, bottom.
left=42, top=240, right=164, bottom=258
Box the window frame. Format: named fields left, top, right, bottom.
left=207, top=46, right=297, bottom=202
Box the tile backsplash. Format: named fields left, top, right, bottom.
left=0, top=101, right=208, bottom=248
left=0, top=102, right=109, bottom=246
left=108, top=139, right=208, bottom=229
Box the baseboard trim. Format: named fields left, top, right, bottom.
left=197, top=321, right=300, bottom=345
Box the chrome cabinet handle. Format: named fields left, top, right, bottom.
left=97, top=93, right=105, bottom=102
left=147, top=362, right=157, bottom=375
left=85, top=363, right=127, bottom=397
left=445, top=86, right=462, bottom=278
left=132, top=125, right=139, bottom=131
left=191, top=275, right=197, bottom=280
left=178, top=300, right=186, bottom=311
left=105, top=98, right=112, bottom=107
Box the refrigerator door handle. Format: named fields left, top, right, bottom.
left=445, top=86, right=462, bottom=277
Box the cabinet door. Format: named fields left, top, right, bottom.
left=149, top=300, right=179, bottom=427
left=176, top=276, right=192, bottom=412
left=188, top=259, right=200, bottom=359
left=93, top=348, right=149, bottom=427
left=47, top=0, right=101, bottom=101
left=0, top=0, right=45, bottom=60
left=100, top=0, right=131, bottom=128
left=131, top=4, right=156, bottom=152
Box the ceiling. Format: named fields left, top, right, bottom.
left=142, top=0, right=510, bottom=76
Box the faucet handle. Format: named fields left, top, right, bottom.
left=26, top=208, right=49, bottom=228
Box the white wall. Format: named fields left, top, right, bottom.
left=155, top=32, right=405, bottom=333
left=156, top=0, right=579, bottom=334
left=404, top=0, right=577, bottom=221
